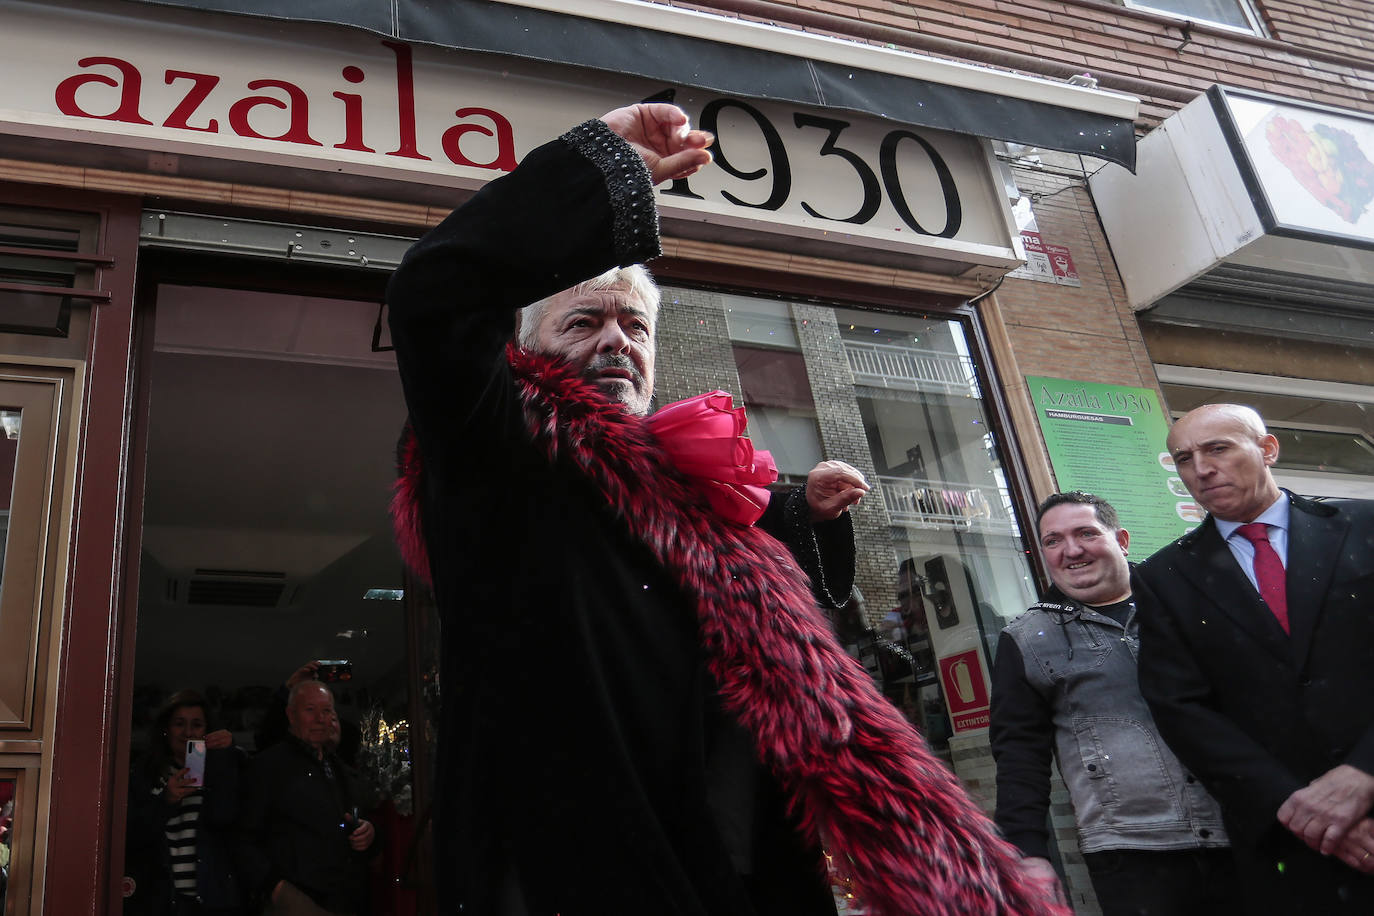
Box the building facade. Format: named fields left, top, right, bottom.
left=0, top=0, right=1369, bottom=914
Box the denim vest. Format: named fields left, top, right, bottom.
left=1002, top=594, right=1228, bottom=852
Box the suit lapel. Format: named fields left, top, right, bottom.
left=1173, top=518, right=1293, bottom=663
left=1284, top=495, right=1349, bottom=670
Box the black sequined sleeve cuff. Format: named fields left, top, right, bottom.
left=560, top=119, right=662, bottom=266
left=782, top=488, right=857, bottom=609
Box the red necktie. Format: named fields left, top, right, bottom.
left=1236, top=523, right=1289, bottom=633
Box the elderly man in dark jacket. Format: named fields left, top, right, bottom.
left=385, top=101, right=1062, bottom=916
left=236, top=681, right=375, bottom=915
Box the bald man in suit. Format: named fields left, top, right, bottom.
left=1136, top=404, right=1374, bottom=914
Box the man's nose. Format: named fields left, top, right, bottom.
left=595, top=322, right=631, bottom=353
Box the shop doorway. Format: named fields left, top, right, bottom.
left=122, top=254, right=434, bottom=915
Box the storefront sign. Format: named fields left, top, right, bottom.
left=1226, top=92, right=1374, bottom=242
left=1027, top=376, right=1198, bottom=557
left=0, top=0, right=1020, bottom=270
left=1092, top=86, right=1374, bottom=310
left=937, top=648, right=990, bottom=733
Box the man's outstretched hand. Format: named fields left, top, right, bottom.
left=806, top=460, right=870, bottom=522
left=599, top=104, right=714, bottom=185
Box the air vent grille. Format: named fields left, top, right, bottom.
left=186, top=579, right=286, bottom=607
left=173, top=569, right=291, bottom=608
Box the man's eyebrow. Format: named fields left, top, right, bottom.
left=1173, top=437, right=1230, bottom=454
left=561, top=301, right=649, bottom=323
left=561, top=304, right=606, bottom=321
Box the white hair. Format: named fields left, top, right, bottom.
left=518, top=265, right=661, bottom=349
left=287, top=679, right=333, bottom=709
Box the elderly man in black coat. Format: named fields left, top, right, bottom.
left=385, top=101, right=1065, bottom=916
left=237, top=681, right=376, bottom=915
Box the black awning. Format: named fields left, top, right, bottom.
left=124, top=0, right=1137, bottom=170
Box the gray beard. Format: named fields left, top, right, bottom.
left=583, top=354, right=650, bottom=415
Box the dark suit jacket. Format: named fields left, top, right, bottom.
left=1136, top=491, right=1374, bottom=851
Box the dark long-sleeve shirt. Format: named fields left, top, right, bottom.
left=990, top=636, right=1057, bottom=859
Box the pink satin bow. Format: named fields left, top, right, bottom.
left=646, top=391, right=778, bottom=526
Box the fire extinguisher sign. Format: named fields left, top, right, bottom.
left=938, top=648, right=991, bottom=732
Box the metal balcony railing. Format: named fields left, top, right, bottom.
left=879, top=476, right=1015, bottom=535
left=843, top=340, right=979, bottom=397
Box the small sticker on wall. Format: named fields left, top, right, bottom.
left=1008, top=230, right=1082, bottom=287
left=1044, top=243, right=1082, bottom=286
left=1016, top=230, right=1056, bottom=281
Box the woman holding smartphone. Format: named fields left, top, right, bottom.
left=125, top=689, right=246, bottom=916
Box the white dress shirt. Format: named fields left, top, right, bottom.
left=1215, top=493, right=1290, bottom=593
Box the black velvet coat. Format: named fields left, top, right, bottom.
left=386, top=121, right=854, bottom=916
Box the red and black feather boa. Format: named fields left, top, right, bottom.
left=392, top=345, right=1066, bottom=916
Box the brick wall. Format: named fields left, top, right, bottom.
left=1262, top=0, right=1374, bottom=62
left=965, top=155, right=1164, bottom=503
left=678, top=0, right=1374, bottom=131
left=999, top=166, right=1159, bottom=393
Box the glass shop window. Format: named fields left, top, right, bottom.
left=726, top=297, right=823, bottom=483
left=703, top=289, right=1038, bottom=756
left=840, top=308, right=1036, bottom=750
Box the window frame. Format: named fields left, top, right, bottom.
left=1122, top=0, right=1268, bottom=36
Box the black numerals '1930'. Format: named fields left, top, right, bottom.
left=794, top=113, right=880, bottom=224
left=697, top=98, right=791, bottom=211
left=880, top=130, right=962, bottom=238
left=660, top=96, right=964, bottom=240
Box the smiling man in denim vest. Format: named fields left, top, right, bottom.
left=991, top=491, right=1238, bottom=914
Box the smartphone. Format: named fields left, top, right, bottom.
left=316, top=659, right=353, bottom=683
left=184, top=739, right=207, bottom=787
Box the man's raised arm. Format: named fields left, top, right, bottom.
left=384, top=104, right=710, bottom=457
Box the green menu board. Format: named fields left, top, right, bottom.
left=1026, top=376, right=1201, bottom=557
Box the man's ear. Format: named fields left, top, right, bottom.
left=1260, top=433, right=1281, bottom=466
